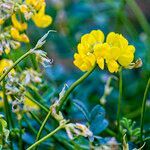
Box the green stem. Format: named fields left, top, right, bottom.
left=140, top=78, right=150, bottom=140
left=23, top=117, right=37, bottom=134
left=2, top=80, right=13, bottom=149
left=143, top=136, right=150, bottom=142
left=0, top=49, right=33, bottom=82
left=105, top=128, right=117, bottom=137
left=28, top=112, right=74, bottom=150
left=27, top=124, right=66, bottom=150
left=19, top=118, right=23, bottom=150
left=27, top=86, right=47, bottom=105
left=35, top=109, right=52, bottom=142
left=34, top=65, right=96, bottom=146
left=117, top=67, right=122, bottom=131
left=26, top=43, right=39, bottom=71
left=2, top=80, right=10, bottom=128
left=125, top=108, right=141, bottom=118
left=29, top=112, right=50, bottom=133
left=57, top=64, right=96, bottom=112
left=25, top=93, right=49, bottom=113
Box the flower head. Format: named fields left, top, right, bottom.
left=106, top=32, right=135, bottom=68
left=74, top=30, right=138, bottom=73
left=74, top=30, right=104, bottom=71
left=0, top=0, right=52, bottom=55
left=11, top=14, right=28, bottom=31
left=10, top=27, right=29, bottom=43
left=73, top=53, right=95, bottom=72
left=32, top=4, right=52, bottom=28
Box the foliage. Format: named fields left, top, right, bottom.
left=0, top=0, right=150, bottom=150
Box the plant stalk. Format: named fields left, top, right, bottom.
left=27, top=123, right=66, bottom=150
left=34, top=64, right=96, bottom=145
left=35, top=109, right=52, bottom=142
left=19, top=118, right=23, bottom=150
left=140, top=78, right=150, bottom=140
left=2, top=80, right=13, bottom=149
left=25, top=93, right=49, bottom=113
left=0, top=49, right=33, bottom=82
left=57, top=64, right=96, bottom=112
left=117, top=67, right=122, bottom=130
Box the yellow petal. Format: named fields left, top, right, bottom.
left=4, top=48, right=10, bottom=54
left=34, top=0, right=45, bottom=10
left=119, top=34, right=128, bottom=48
left=106, top=32, right=128, bottom=48
left=77, top=43, right=88, bottom=55
left=106, top=32, right=116, bottom=45
left=107, top=60, right=119, bottom=73
left=19, top=34, right=30, bottom=43
left=86, top=53, right=96, bottom=66
left=20, top=4, right=28, bottom=13
left=73, top=52, right=94, bottom=72
left=32, top=5, right=52, bottom=28
left=97, top=57, right=104, bottom=70
left=11, top=27, right=20, bottom=39
left=90, top=30, right=104, bottom=43
left=127, top=45, right=135, bottom=53
left=81, top=33, right=96, bottom=49
left=94, top=43, right=109, bottom=59
left=11, top=14, right=28, bottom=31
left=0, top=18, right=4, bottom=25
left=108, top=47, right=120, bottom=60
left=80, top=64, right=89, bottom=72
left=118, top=53, right=134, bottom=67
left=11, top=27, right=29, bottom=43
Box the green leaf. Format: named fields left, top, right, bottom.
left=89, top=105, right=108, bottom=135
left=73, top=99, right=90, bottom=121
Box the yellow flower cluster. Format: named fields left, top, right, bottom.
left=73, top=30, right=135, bottom=73
left=0, top=0, right=52, bottom=55
left=20, top=0, right=52, bottom=28
left=11, top=14, right=29, bottom=43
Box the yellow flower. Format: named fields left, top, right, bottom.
left=77, top=30, right=104, bottom=55
left=73, top=53, right=96, bottom=72
left=94, top=43, right=109, bottom=70
left=4, top=48, right=10, bottom=54
left=74, top=30, right=136, bottom=73
left=32, top=4, right=52, bottom=28
left=0, top=18, right=4, bottom=25
left=106, top=32, right=135, bottom=67
left=20, top=4, right=29, bottom=14
left=74, top=30, right=104, bottom=71
left=94, top=42, right=120, bottom=73
left=0, top=59, right=15, bottom=75
left=26, top=0, right=45, bottom=11
left=11, top=14, right=28, bottom=31
left=11, top=27, right=29, bottom=43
